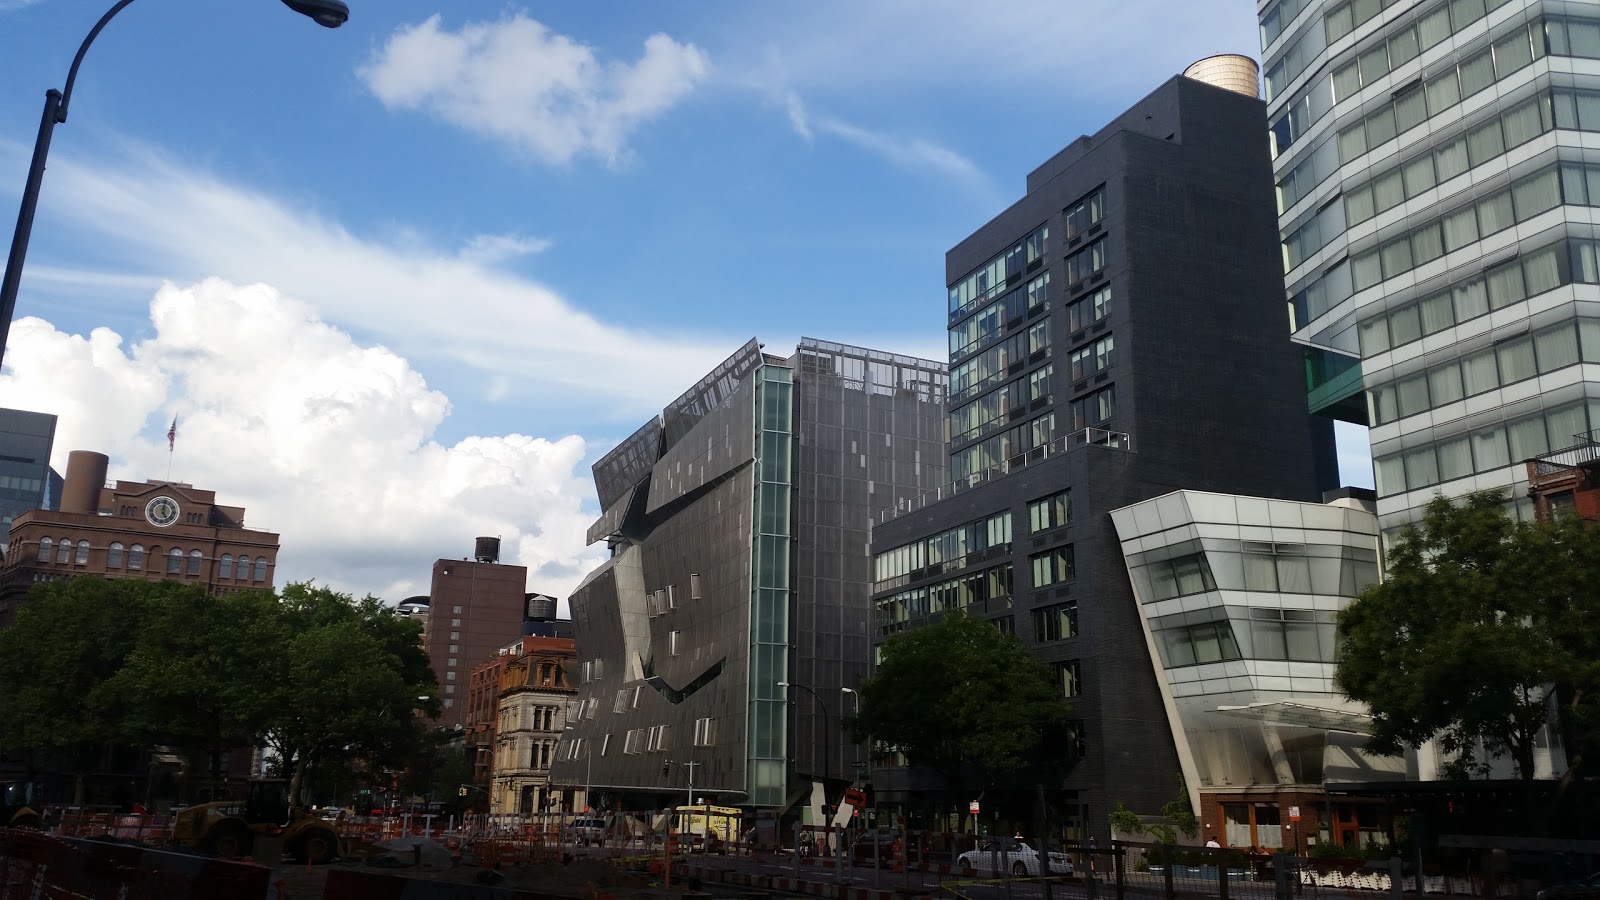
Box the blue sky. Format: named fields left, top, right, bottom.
left=0, top=0, right=1372, bottom=601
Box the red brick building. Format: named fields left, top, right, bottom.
left=424, top=538, right=530, bottom=730
left=1525, top=441, right=1600, bottom=522
left=0, top=450, right=279, bottom=626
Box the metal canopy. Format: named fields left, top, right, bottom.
left=1215, top=700, right=1374, bottom=734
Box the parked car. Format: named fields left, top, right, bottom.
left=563, top=816, right=607, bottom=845
left=1537, top=873, right=1600, bottom=900
left=955, top=839, right=1072, bottom=877
left=851, top=830, right=900, bottom=865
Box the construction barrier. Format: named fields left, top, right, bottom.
left=0, top=826, right=271, bottom=900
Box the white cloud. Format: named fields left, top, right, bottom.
left=0, top=278, right=607, bottom=603
left=359, top=14, right=711, bottom=166
left=458, top=233, right=552, bottom=265
left=785, top=91, right=812, bottom=142
left=813, top=116, right=986, bottom=183
left=17, top=145, right=731, bottom=425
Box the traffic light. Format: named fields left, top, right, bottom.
left=457, top=786, right=467, bottom=797
left=662, top=759, right=672, bottom=778
left=821, top=804, right=832, bottom=819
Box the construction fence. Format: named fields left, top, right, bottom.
left=0, top=827, right=271, bottom=900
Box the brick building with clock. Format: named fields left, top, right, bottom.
left=0, top=449, right=280, bottom=626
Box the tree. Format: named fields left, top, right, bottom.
left=109, top=586, right=283, bottom=801
left=0, top=578, right=161, bottom=801
left=854, top=611, right=1070, bottom=822
left=0, top=578, right=439, bottom=808
left=1334, top=492, right=1595, bottom=780
left=253, top=584, right=439, bottom=804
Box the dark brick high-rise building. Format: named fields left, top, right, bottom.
left=868, top=70, right=1337, bottom=835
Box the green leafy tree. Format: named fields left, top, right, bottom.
left=254, top=584, right=439, bottom=804
left=0, top=578, right=162, bottom=801
left=110, top=586, right=283, bottom=801
left=1335, top=492, right=1597, bottom=780
left=854, top=611, right=1070, bottom=824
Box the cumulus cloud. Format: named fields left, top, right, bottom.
left=0, top=279, right=607, bottom=603
left=359, top=14, right=711, bottom=166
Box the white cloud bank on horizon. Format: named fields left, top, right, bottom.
left=0, top=278, right=607, bottom=604
left=360, top=14, right=711, bottom=166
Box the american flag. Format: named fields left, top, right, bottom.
left=167, top=416, right=177, bottom=451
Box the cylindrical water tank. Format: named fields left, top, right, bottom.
left=474, top=536, right=501, bottom=563
left=525, top=594, right=557, bottom=620
left=60, top=450, right=109, bottom=515
left=1183, top=55, right=1261, bottom=99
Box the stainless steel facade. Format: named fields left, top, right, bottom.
left=552, top=338, right=946, bottom=809
left=1263, top=0, right=1600, bottom=542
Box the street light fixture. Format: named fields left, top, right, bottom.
left=777, top=681, right=834, bottom=797
left=0, top=0, right=351, bottom=370
left=563, top=725, right=592, bottom=814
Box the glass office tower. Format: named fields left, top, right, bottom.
left=1264, top=0, right=1600, bottom=544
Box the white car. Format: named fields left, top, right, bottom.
left=956, top=839, right=1073, bottom=877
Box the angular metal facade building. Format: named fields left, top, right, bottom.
left=551, top=338, right=946, bottom=809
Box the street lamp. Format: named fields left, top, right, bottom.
left=777, top=681, right=833, bottom=795
left=0, top=0, right=351, bottom=370
left=563, top=725, right=592, bottom=814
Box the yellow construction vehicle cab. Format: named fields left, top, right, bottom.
left=171, top=778, right=341, bottom=864
left=0, top=781, right=42, bottom=829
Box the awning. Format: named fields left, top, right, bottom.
left=1215, top=700, right=1374, bottom=734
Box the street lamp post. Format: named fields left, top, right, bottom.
left=0, top=0, right=350, bottom=370
left=563, top=725, right=592, bottom=814
left=777, top=681, right=833, bottom=799
left=840, top=687, right=861, bottom=767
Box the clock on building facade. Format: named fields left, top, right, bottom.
left=144, top=495, right=180, bottom=528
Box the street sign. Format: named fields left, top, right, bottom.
left=969, top=801, right=980, bottom=814
left=1289, top=806, right=1301, bottom=822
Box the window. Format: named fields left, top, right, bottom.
left=690, top=573, right=702, bottom=600
left=1054, top=661, right=1083, bottom=698
left=1064, top=188, right=1105, bottom=240
left=1030, top=546, right=1075, bottom=589
left=56, top=539, right=71, bottom=564
left=73, top=541, right=89, bottom=565
left=1145, top=552, right=1217, bottom=601
left=107, top=542, right=124, bottom=569
left=128, top=544, right=144, bottom=570
left=1247, top=608, right=1333, bottom=662
left=1067, top=286, right=1111, bottom=332
left=167, top=548, right=183, bottom=573
left=1065, top=238, right=1107, bottom=287
left=35, top=536, right=51, bottom=562
left=1163, top=621, right=1243, bottom=666
left=187, top=549, right=202, bottom=575
left=1032, top=602, right=1078, bottom=642
left=693, top=717, right=717, bottom=747
left=1028, top=490, right=1071, bottom=532
left=670, top=631, right=680, bottom=656
left=1028, top=365, right=1053, bottom=403
left=218, top=553, right=233, bottom=579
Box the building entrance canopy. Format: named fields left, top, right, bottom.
left=1215, top=700, right=1373, bottom=734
